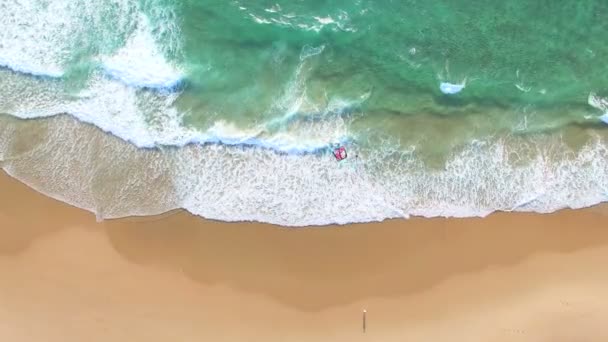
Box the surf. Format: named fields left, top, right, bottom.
left=2, top=113, right=608, bottom=226
left=0, top=0, right=182, bottom=91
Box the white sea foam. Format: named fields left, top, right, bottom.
left=249, top=14, right=272, bottom=25
left=300, top=45, right=326, bottom=61
left=1, top=70, right=347, bottom=154
left=2, top=112, right=608, bottom=227
left=588, top=93, right=608, bottom=124
left=440, top=81, right=466, bottom=94
left=265, top=4, right=281, bottom=13
left=0, top=0, right=180, bottom=90
left=0, top=58, right=64, bottom=78
left=245, top=7, right=356, bottom=33
left=313, top=16, right=335, bottom=25
left=0, top=0, right=80, bottom=78
left=588, top=92, right=608, bottom=111
left=101, top=15, right=183, bottom=89
left=515, top=83, right=531, bottom=93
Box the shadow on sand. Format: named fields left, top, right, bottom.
left=2, top=169, right=608, bottom=312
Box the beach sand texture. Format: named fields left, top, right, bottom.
left=2, top=170, right=608, bottom=341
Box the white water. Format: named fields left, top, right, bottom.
left=2, top=113, right=608, bottom=226
left=0, top=0, right=181, bottom=90
left=101, top=14, right=183, bottom=89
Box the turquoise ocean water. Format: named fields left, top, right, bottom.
left=1, top=0, right=608, bottom=225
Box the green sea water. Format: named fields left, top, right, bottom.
left=175, top=0, right=608, bottom=160
left=1, top=0, right=608, bottom=225
left=175, top=1, right=608, bottom=122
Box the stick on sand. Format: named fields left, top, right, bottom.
left=363, top=309, right=366, bottom=333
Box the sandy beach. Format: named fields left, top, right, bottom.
left=1, top=169, right=608, bottom=341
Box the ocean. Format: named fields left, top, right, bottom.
left=1, top=0, right=608, bottom=226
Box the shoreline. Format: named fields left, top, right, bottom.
left=2, top=169, right=608, bottom=340
left=4, top=160, right=608, bottom=228
left=2, top=112, right=608, bottom=227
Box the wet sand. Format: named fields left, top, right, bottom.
left=1, top=169, right=608, bottom=341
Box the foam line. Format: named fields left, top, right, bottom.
left=0, top=58, right=64, bottom=78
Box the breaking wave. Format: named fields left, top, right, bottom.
left=0, top=0, right=182, bottom=90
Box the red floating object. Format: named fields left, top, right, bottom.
left=333, top=146, right=347, bottom=161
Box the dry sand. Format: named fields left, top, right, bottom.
left=1, top=169, right=608, bottom=341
